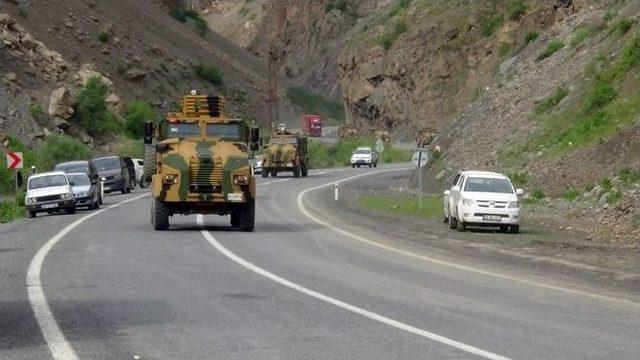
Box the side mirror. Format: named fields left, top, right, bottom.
left=250, top=127, right=260, bottom=144
left=444, top=190, right=451, bottom=196
left=452, top=185, right=461, bottom=192
left=143, top=121, right=155, bottom=145
left=516, top=188, right=524, bottom=196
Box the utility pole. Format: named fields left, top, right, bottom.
left=267, top=0, right=287, bottom=134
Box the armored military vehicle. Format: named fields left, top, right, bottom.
left=143, top=92, right=260, bottom=231
left=262, top=129, right=309, bottom=178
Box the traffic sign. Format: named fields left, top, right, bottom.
left=375, top=137, right=385, bottom=153
left=411, top=150, right=429, bottom=168
left=6, top=152, right=23, bottom=169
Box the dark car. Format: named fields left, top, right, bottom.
left=92, top=156, right=132, bottom=194
left=54, top=160, right=103, bottom=204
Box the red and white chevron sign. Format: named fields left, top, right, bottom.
left=6, top=152, right=23, bottom=169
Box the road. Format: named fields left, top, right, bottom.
left=1, top=165, right=639, bottom=360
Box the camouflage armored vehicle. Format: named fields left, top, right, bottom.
left=262, top=130, right=309, bottom=178
left=143, top=92, right=260, bottom=231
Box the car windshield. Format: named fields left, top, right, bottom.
left=67, top=174, right=90, bottom=186
left=29, top=175, right=67, bottom=189
left=55, top=163, right=88, bottom=174
left=464, top=177, right=514, bottom=193
left=93, top=157, right=120, bottom=171
left=355, top=149, right=370, bottom=154
left=206, top=124, right=241, bottom=140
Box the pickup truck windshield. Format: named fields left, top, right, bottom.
left=29, top=175, right=67, bottom=189
left=93, top=157, right=120, bottom=171
left=464, top=177, right=514, bottom=193
left=355, top=149, right=371, bottom=155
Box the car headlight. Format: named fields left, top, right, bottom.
left=26, top=197, right=36, bottom=205
left=508, top=201, right=520, bottom=209
left=75, top=192, right=88, bottom=197
left=100, top=177, right=106, bottom=181
left=113, top=174, right=122, bottom=180
left=61, top=193, right=71, bottom=199
left=462, top=198, right=474, bottom=206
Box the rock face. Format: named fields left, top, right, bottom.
left=48, top=87, right=74, bottom=119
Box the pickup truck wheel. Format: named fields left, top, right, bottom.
left=152, top=198, right=170, bottom=231
left=28, top=211, right=36, bottom=218
left=351, top=164, right=355, bottom=168
left=368, top=163, right=372, bottom=168
left=271, top=171, right=277, bottom=177
left=448, top=214, right=457, bottom=229
left=456, top=219, right=466, bottom=232
left=65, top=207, right=76, bottom=215
left=238, top=200, right=255, bottom=232
left=510, top=225, right=520, bottom=234
left=262, top=170, right=269, bottom=178
left=293, top=165, right=301, bottom=178
left=374, top=162, right=378, bottom=168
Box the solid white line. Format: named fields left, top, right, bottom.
left=257, top=178, right=292, bottom=186
left=296, top=170, right=640, bottom=308
left=196, top=215, right=511, bottom=360
left=27, top=193, right=149, bottom=360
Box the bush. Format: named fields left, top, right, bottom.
left=123, top=100, right=157, bottom=139
left=286, top=86, right=345, bottom=123
left=612, top=18, right=633, bottom=36
left=170, top=6, right=208, bottom=35
left=583, top=82, right=616, bottom=111
left=97, top=31, right=111, bottom=43
left=73, top=76, right=121, bottom=136
left=194, top=64, right=223, bottom=86
left=507, top=0, right=527, bottom=20
left=600, top=177, right=613, bottom=192
left=619, top=168, right=640, bottom=184
left=36, top=134, right=93, bottom=171
left=483, top=14, right=504, bottom=37
left=525, top=31, right=539, bottom=43
left=538, top=40, right=564, bottom=60
left=535, top=87, right=569, bottom=113
left=603, top=33, right=640, bottom=81
left=570, top=28, right=590, bottom=47
left=0, top=193, right=25, bottom=223
left=563, top=187, right=581, bottom=201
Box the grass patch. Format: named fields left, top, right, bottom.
left=611, top=18, right=633, bottom=36
left=37, top=134, right=93, bottom=171
left=563, top=187, right=582, bottom=201
left=387, top=0, right=412, bottom=19
left=360, top=193, right=442, bottom=220
left=538, top=39, right=564, bottom=60
left=286, top=86, right=345, bottom=123
left=606, top=190, right=622, bottom=204
left=0, top=192, right=25, bottom=223
left=507, top=0, right=527, bottom=20
left=498, top=42, right=512, bottom=57
left=194, top=64, right=223, bottom=86
left=29, top=103, right=44, bottom=119
left=583, top=82, right=617, bottom=111
left=525, top=31, right=539, bottom=43
left=535, top=87, right=569, bottom=113
left=570, top=27, right=590, bottom=47
left=97, top=31, right=111, bottom=43
left=483, top=14, right=504, bottom=37
left=600, top=177, right=613, bottom=192
left=307, top=138, right=410, bottom=169
left=380, top=20, right=409, bottom=50
left=525, top=188, right=546, bottom=205
left=170, top=6, right=208, bottom=36
left=506, top=171, right=529, bottom=187
left=619, top=168, right=640, bottom=184
left=114, top=138, right=144, bottom=159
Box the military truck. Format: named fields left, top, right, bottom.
left=143, top=92, right=260, bottom=231
left=262, top=130, right=309, bottom=178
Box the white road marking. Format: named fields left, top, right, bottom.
left=197, top=215, right=512, bottom=360
left=257, top=178, right=292, bottom=186
left=296, top=170, right=640, bottom=308
left=27, top=193, right=149, bottom=360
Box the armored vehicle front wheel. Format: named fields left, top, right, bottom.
left=301, top=163, right=308, bottom=177
left=152, top=198, right=170, bottom=231
left=238, top=200, right=255, bottom=232
left=230, top=211, right=240, bottom=228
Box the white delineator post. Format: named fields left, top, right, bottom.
left=334, top=183, right=339, bottom=202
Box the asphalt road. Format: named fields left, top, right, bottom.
left=1, top=165, right=639, bottom=360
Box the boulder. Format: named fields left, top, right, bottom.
left=48, top=87, right=74, bottom=119
left=125, top=67, right=147, bottom=81
left=75, top=63, right=113, bottom=89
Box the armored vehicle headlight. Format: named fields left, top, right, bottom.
left=233, top=175, right=249, bottom=185
left=162, top=174, right=179, bottom=185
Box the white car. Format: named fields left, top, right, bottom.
left=350, top=146, right=378, bottom=168
left=132, top=158, right=145, bottom=185
left=443, top=171, right=524, bottom=233
left=25, top=171, right=76, bottom=218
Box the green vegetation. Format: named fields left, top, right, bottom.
left=194, top=64, right=223, bottom=86
left=603, top=10, right=616, bottom=22
left=535, top=87, right=569, bottom=113
left=360, top=193, right=442, bottom=220
left=507, top=171, right=529, bottom=187
left=387, top=0, right=412, bottom=19
left=37, top=134, right=92, bottom=171
left=286, top=86, right=345, bottom=123
left=307, top=138, right=410, bottom=169
left=606, top=190, right=622, bottom=204
left=29, top=103, right=44, bottom=119
left=123, top=100, right=157, bottom=139
left=238, top=6, right=250, bottom=17
left=507, top=0, right=527, bottom=20
left=611, top=18, right=633, bottom=36
left=115, top=138, right=144, bottom=159
left=380, top=20, right=409, bottom=50
left=498, top=42, right=512, bottom=57
left=170, top=6, right=207, bottom=36
left=525, top=188, right=546, bottom=205
left=563, top=187, right=582, bottom=201
left=619, top=168, right=640, bottom=184
left=525, top=31, right=539, bottom=43
left=73, top=77, right=121, bottom=137
left=483, top=14, right=504, bottom=37
left=325, top=0, right=348, bottom=13
left=583, top=82, right=616, bottom=111
left=570, top=27, right=590, bottom=47
left=538, top=39, right=564, bottom=60
left=0, top=192, right=26, bottom=223
left=97, top=31, right=111, bottom=43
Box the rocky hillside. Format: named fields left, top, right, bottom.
left=0, top=0, right=268, bottom=148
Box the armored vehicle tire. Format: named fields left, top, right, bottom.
left=262, top=170, right=269, bottom=178
left=301, top=163, right=308, bottom=177
left=238, top=200, right=255, bottom=232
left=143, top=145, right=157, bottom=182
left=293, top=165, right=301, bottom=178
left=230, top=211, right=240, bottom=228
left=152, top=198, right=170, bottom=231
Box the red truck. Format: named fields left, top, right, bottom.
left=301, top=115, right=323, bottom=137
